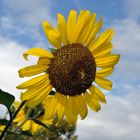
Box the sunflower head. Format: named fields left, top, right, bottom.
left=48, top=43, right=96, bottom=96
left=17, top=10, right=120, bottom=124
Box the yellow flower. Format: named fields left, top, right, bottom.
left=13, top=101, right=52, bottom=134
left=17, top=10, right=120, bottom=124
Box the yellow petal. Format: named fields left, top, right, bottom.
left=42, top=95, right=54, bottom=107
left=23, top=48, right=53, bottom=61
left=42, top=21, right=61, bottom=49
left=95, top=77, right=112, bottom=90
left=26, top=84, right=52, bottom=107
left=48, top=29, right=61, bottom=49
left=89, top=29, right=114, bottom=52
left=19, top=65, right=48, bottom=78
left=41, top=118, right=53, bottom=125
left=85, top=18, right=102, bottom=47
left=93, top=43, right=113, bottom=58
left=17, top=74, right=48, bottom=89
left=42, top=21, right=53, bottom=35
left=22, top=120, right=31, bottom=131
left=57, top=13, right=68, bottom=45
left=73, top=10, right=91, bottom=43
left=89, top=85, right=106, bottom=103
left=84, top=92, right=101, bottom=112
left=75, top=95, right=88, bottom=120
left=14, top=110, right=25, bottom=123
left=15, top=108, right=25, bottom=117
left=57, top=93, right=66, bottom=121
left=37, top=57, right=51, bottom=65
left=14, top=116, right=25, bottom=123
left=13, top=101, right=21, bottom=108
left=31, top=121, right=40, bottom=134
left=21, top=80, right=51, bottom=101
left=96, top=54, right=120, bottom=68
left=96, top=67, right=114, bottom=77
left=79, top=13, right=96, bottom=44
left=44, top=93, right=59, bottom=120
left=65, top=96, right=78, bottom=124
left=67, top=10, right=77, bottom=43
left=0, top=126, right=5, bottom=132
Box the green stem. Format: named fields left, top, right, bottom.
left=7, top=108, right=12, bottom=120
left=32, top=119, right=54, bottom=131
left=0, top=101, right=25, bottom=140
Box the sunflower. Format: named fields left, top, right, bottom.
left=13, top=101, right=52, bottom=134
left=17, top=10, right=120, bottom=124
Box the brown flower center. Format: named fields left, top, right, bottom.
left=48, top=44, right=96, bottom=96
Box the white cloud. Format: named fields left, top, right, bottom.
left=110, top=18, right=140, bottom=83
left=77, top=86, right=140, bottom=140
left=1, top=0, right=55, bottom=26
left=0, top=0, right=56, bottom=42
left=113, top=19, right=140, bottom=58
left=0, top=37, right=42, bottom=119
left=0, top=36, right=38, bottom=99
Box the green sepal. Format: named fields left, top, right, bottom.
left=50, top=48, right=57, bottom=53
left=49, top=90, right=56, bottom=96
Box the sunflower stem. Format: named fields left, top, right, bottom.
left=0, top=101, right=25, bottom=140
left=32, top=119, right=54, bottom=131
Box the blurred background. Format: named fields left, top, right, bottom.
left=0, top=0, right=140, bottom=139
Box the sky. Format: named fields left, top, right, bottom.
left=0, top=0, right=140, bottom=140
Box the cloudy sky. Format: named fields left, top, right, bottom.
left=0, top=0, right=140, bottom=140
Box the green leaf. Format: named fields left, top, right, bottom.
left=0, top=89, right=15, bottom=109
left=21, top=131, right=32, bottom=137
left=50, top=48, right=57, bottom=53
left=0, top=119, right=9, bottom=125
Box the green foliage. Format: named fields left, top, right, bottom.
left=1, top=118, right=78, bottom=140
left=0, top=96, right=78, bottom=140
left=10, top=105, right=16, bottom=115
left=25, top=104, right=44, bottom=119
left=0, top=119, right=9, bottom=125
left=50, top=48, right=57, bottom=53
left=0, top=89, right=15, bottom=109
left=32, top=118, right=78, bottom=140
left=0, top=89, right=15, bottom=120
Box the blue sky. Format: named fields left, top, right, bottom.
left=0, top=0, right=125, bottom=46
left=0, top=0, right=140, bottom=140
